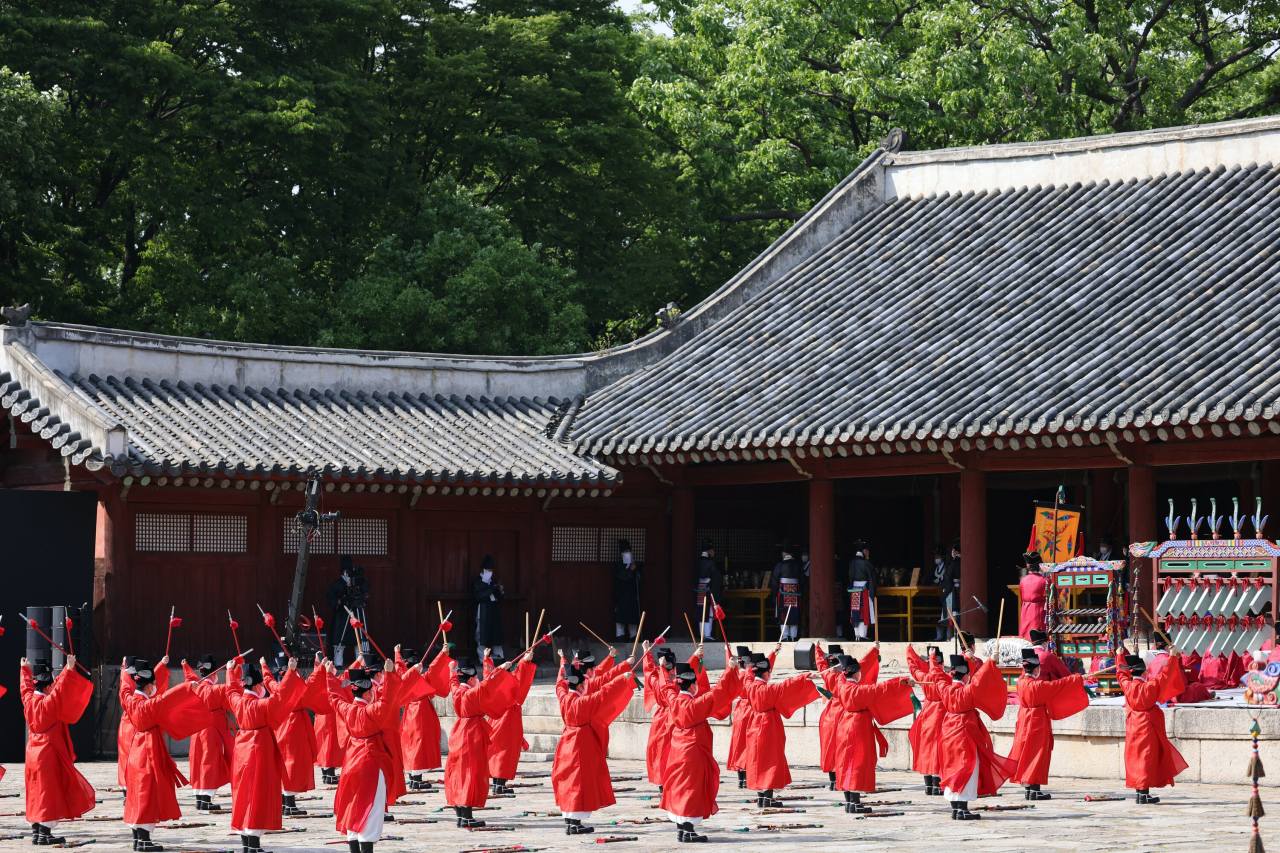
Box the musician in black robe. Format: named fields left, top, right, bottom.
left=695, top=541, right=724, bottom=640
left=612, top=539, right=641, bottom=641
left=846, top=540, right=878, bottom=640
left=473, top=555, right=505, bottom=658
left=770, top=545, right=804, bottom=641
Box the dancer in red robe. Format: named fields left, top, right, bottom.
left=362, top=654, right=407, bottom=814
left=934, top=654, right=1015, bottom=820
left=314, top=684, right=347, bottom=785
left=551, top=651, right=636, bottom=834
left=225, top=656, right=306, bottom=853
left=484, top=648, right=537, bottom=795
left=1018, top=552, right=1048, bottom=638
left=644, top=643, right=709, bottom=790
left=397, top=647, right=451, bottom=792
left=326, top=657, right=399, bottom=853
left=828, top=650, right=912, bottom=813
left=21, top=658, right=96, bottom=846
left=181, top=656, right=233, bottom=813
left=1007, top=648, right=1088, bottom=800
left=443, top=657, right=518, bottom=827
left=1028, top=630, right=1071, bottom=680
left=726, top=645, right=771, bottom=789
left=264, top=655, right=324, bottom=816
left=742, top=650, right=819, bottom=807
left=906, top=645, right=947, bottom=796
left=118, top=657, right=169, bottom=804
left=659, top=659, right=742, bottom=843
left=1118, top=653, right=1188, bottom=803
left=813, top=643, right=846, bottom=790
left=120, top=657, right=207, bottom=852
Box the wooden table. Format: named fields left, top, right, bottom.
left=722, top=588, right=770, bottom=641
left=878, top=585, right=941, bottom=642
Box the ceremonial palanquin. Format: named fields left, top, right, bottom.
left=1130, top=498, right=1279, bottom=705
left=1043, top=556, right=1129, bottom=695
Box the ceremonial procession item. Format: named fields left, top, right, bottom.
left=284, top=473, right=341, bottom=653
left=1042, top=556, right=1131, bottom=695
left=1131, top=498, right=1277, bottom=664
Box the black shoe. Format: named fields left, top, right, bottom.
left=136, top=829, right=165, bottom=852
left=737, top=770, right=747, bottom=789
left=347, top=841, right=359, bottom=853
left=1136, top=791, right=1161, bottom=804
left=359, top=844, right=373, bottom=853
left=384, top=813, right=394, bottom=822
left=1026, top=787, right=1051, bottom=801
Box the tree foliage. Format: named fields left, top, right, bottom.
left=0, top=0, right=1278, bottom=355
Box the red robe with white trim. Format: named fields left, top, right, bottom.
left=443, top=667, right=517, bottom=808
left=658, top=668, right=741, bottom=820
left=906, top=647, right=945, bottom=776
left=1008, top=674, right=1087, bottom=785
left=486, top=657, right=537, bottom=780
left=645, top=652, right=708, bottom=784
left=117, top=662, right=168, bottom=787
left=742, top=673, right=819, bottom=791
left=264, top=667, right=323, bottom=793
left=329, top=672, right=400, bottom=835
left=726, top=651, right=774, bottom=772
left=225, top=666, right=306, bottom=832
left=1118, top=662, right=1189, bottom=789
left=314, top=696, right=347, bottom=769
left=399, top=651, right=450, bottom=772
left=22, top=665, right=96, bottom=824
left=552, top=668, right=635, bottom=813
left=934, top=660, right=1016, bottom=798
left=120, top=673, right=208, bottom=825
left=182, top=663, right=233, bottom=791
left=814, top=648, right=842, bottom=773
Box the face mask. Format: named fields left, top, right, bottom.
left=622, top=551, right=633, bottom=565
left=481, top=569, right=493, bottom=583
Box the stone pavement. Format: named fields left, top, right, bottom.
left=0, top=759, right=1260, bottom=852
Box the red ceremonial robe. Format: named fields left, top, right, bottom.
left=815, top=648, right=841, bottom=773
left=906, top=647, right=945, bottom=776
left=1007, top=674, right=1087, bottom=785
left=645, top=652, right=709, bottom=784
left=444, top=667, right=517, bottom=809
left=398, top=651, right=450, bottom=772
left=584, top=653, right=618, bottom=693
left=658, top=668, right=741, bottom=820
left=743, top=673, right=820, bottom=791
left=120, top=673, right=208, bottom=826
left=225, top=666, right=306, bottom=832
left=1034, top=647, right=1071, bottom=681
left=264, top=667, right=323, bottom=793
left=934, top=660, right=1016, bottom=798
left=726, top=651, right=774, bottom=772
left=363, top=667, right=408, bottom=806
left=552, top=668, right=636, bottom=813
left=181, top=663, right=234, bottom=791
left=1146, top=652, right=1215, bottom=703
left=831, top=673, right=912, bottom=793
left=486, top=656, right=537, bottom=780
left=314, top=695, right=347, bottom=769
left=118, top=661, right=168, bottom=787
left=1118, top=662, right=1189, bottom=790
left=1018, top=573, right=1048, bottom=638
left=22, top=665, right=96, bottom=824
left=329, top=672, right=400, bottom=835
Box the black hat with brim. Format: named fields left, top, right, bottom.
left=674, top=662, right=698, bottom=685
left=197, top=654, right=217, bottom=674
left=348, top=668, right=374, bottom=692
left=577, top=654, right=598, bottom=670
left=31, top=662, right=53, bottom=685
left=456, top=660, right=479, bottom=679
left=133, top=658, right=156, bottom=686
left=1021, top=648, right=1040, bottom=668
left=564, top=670, right=585, bottom=689
left=1029, top=629, right=1049, bottom=645
left=1124, top=655, right=1146, bottom=675
left=654, top=648, right=676, bottom=666
left=836, top=654, right=860, bottom=677
left=750, top=653, right=770, bottom=674
left=241, top=662, right=263, bottom=687
left=949, top=654, right=969, bottom=673
left=926, top=645, right=944, bottom=663
left=827, top=644, right=845, bottom=657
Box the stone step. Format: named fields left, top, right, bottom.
left=523, top=732, right=562, bottom=754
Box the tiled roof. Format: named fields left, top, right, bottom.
left=0, top=339, right=617, bottom=487
left=571, top=156, right=1280, bottom=457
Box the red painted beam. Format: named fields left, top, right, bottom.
left=808, top=478, right=835, bottom=637
left=959, top=469, right=988, bottom=635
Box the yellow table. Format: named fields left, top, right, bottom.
left=723, top=588, right=770, bottom=641
left=878, top=586, right=941, bottom=642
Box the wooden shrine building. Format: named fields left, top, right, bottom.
left=4, top=115, right=1280, bottom=660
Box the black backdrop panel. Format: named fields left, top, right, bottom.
left=0, top=488, right=96, bottom=762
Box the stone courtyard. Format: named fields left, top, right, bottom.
left=0, top=758, right=1262, bottom=852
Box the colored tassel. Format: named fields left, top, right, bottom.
left=1249, top=831, right=1265, bottom=853
left=1250, top=754, right=1266, bottom=779
left=1250, top=795, right=1266, bottom=819
left=1248, top=717, right=1266, bottom=850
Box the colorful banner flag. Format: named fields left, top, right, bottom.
left=1029, top=500, right=1082, bottom=563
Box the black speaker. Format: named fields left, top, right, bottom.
left=25, top=605, right=52, bottom=667
left=793, top=640, right=817, bottom=670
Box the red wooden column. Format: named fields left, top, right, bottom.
left=1127, top=464, right=1157, bottom=615
left=959, top=469, right=988, bottom=634
left=808, top=478, right=835, bottom=637
left=670, top=487, right=696, bottom=626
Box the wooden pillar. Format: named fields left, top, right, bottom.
left=670, top=487, right=696, bottom=626
left=959, top=469, right=988, bottom=634
left=1127, top=464, right=1157, bottom=615
left=808, top=478, right=835, bottom=637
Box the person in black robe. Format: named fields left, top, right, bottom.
left=473, top=555, right=505, bottom=658
left=770, top=545, right=804, bottom=641
left=846, top=540, right=878, bottom=640
left=612, top=539, right=641, bottom=641
left=932, top=545, right=956, bottom=640
left=327, top=555, right=370, bottom=665
left=695, top=541, right=724, bottom=640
